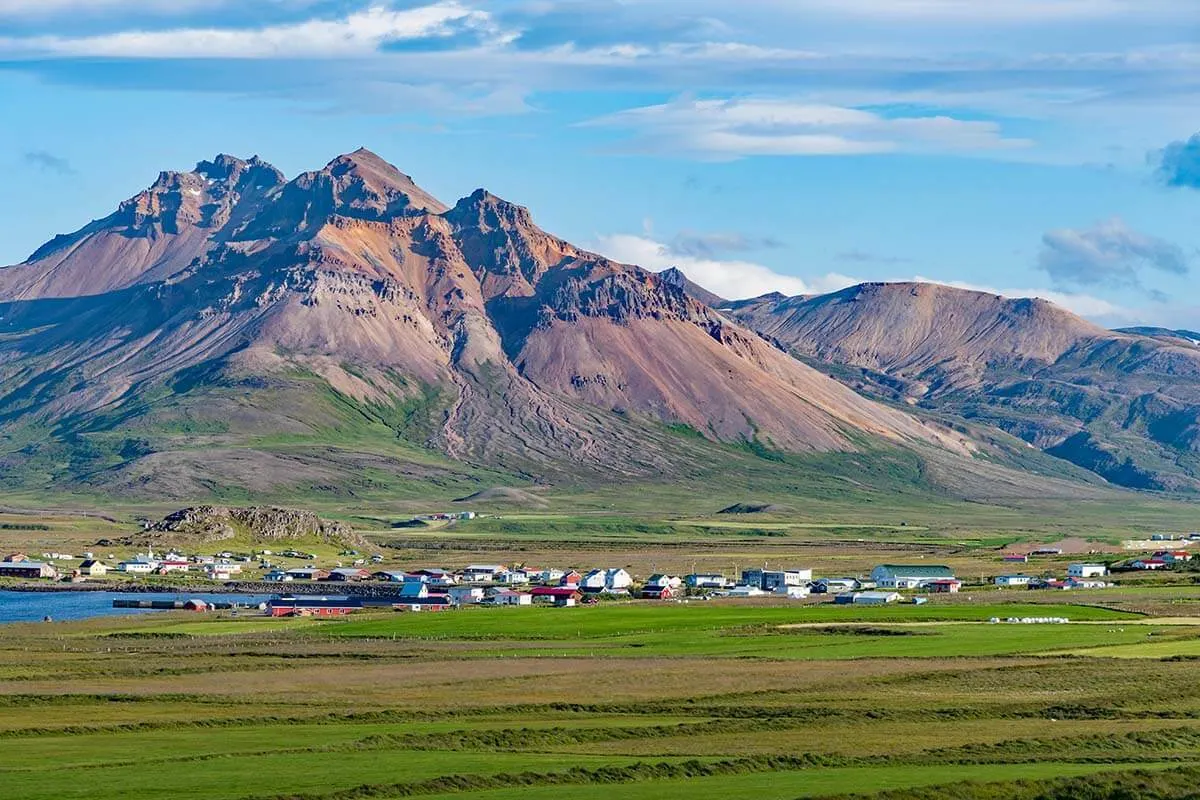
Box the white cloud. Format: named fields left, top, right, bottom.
left=592, top=233, right=810, bottom=299
left=584, top=97, right=1033, bottom=159
left=590, top=233, right=860, bottom=300
left=0, top=3, right=496, bottom=58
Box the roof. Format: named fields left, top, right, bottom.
left=0, top=561, right=49, bottom=569
left=875, top=564, right=954, bottom=578
left=530, top=587, right=580, bottom=597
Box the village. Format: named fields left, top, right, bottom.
left=3, top=536, right=1199, bottom=617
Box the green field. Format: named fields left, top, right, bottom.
left=6, top=595, right=1200, bottom=800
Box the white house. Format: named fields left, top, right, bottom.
left=685, top=573, right=726, bottom=589
left=461, top=565, right=506, bottom=583
left=871, top=564, right=955, bottom=589
left=263, top=570, right=293, bottom=582
left=533, top=568, right=566, bottom=585
left=118, top=557, right=158, bottom=574
left=488, top=589, right=532, bottom=606
left=1067, top=563, right=1108, bottom=578
left=448, top=586, right=485, bottom=605
left=645, top=574, right=683, bottom=590
left=994, top=574, right=1034, bottom=587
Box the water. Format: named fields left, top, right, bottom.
left=0, top=591, right=270, bottom=623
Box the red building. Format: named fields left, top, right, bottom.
left=267, top=596, right=362, bottom=617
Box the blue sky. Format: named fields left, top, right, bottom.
left=1, top=0, right=1198, bottom=327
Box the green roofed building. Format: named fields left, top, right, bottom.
left=871, top=564, right=955, bottom=589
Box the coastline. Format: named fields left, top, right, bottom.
left=1, top=581, right=415, bottom=597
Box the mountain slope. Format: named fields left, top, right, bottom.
left=0, top=151, right=1037, bottom=502
left=727, top=281, right=1200, bottom=491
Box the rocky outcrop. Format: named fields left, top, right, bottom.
left=151, top=506, right=363, bottom=545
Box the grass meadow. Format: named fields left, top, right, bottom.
left=5, top=597, right=1200, bottom=800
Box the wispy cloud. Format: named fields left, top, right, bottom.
left=0, top=3, right=501, bottom=59
left=584, top=97, right=1033, bottom=159
left=1038, top=217, right=1190, bottom=290
left=22, top=150, right=75, bottom=174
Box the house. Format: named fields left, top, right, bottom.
left=373, top=570, right=410, bottom=583
left=559, top=570, right=582, bottom=587
left=206, top=565, right=237, bottom=581
left=156, top=559, right=190, bottom=575
left=994, top=574, right=1034, bottom=587
left=118, top=557, right=159, bottom=574
left=741, top=568, right=812, bottom=592
left=580, top=568, right=633, bottom=594
left=1153, top=550, right=1192, bottom=563
left=870, top=564, right=955, bottom=590
left=3, top=552, right=28, bottom=563
left=924, top=579, right=962, bottom=594
left=1003, top=553, right=1030, bottom=563
left=487, top=588, right=532, bottom=606
left=1067, top=563, right=1108, bottom=578
left=645, top=574, right=683, bottom=590
left=813, top=578, right=860, bottom=594
left=328, top=568, right=372, bottom=582
left=1131, top=559, right=1169, bottom=571
left=447, top=585, right=486, bottom=605
left=263, top=570, right=293, bottom=582
left=530, top=586, right=582, bottom=607
left=78, top=559, right=107, bottom=577
left=640, top=584, right=677, bottom=600
left=0, top=561, right=57, bottom=579
left=182, top=599, right=210, bottom=612
left=267, top=596, right=362, bottom=617
left=398, top=581, right=430, bottom=600
left=461, top=564, right=507, bottom=583
left=837, top=591, right=901, bottom=605
left=1066, top=578, right=1108, bottom=589
left=685, top=573, right=727, bottom=590
left=285, top=567, right=330, bottom=581
left=411, top=568, right=457, bottom=587
left=532, top=568, right=565, bottom=585
left=497, top=569, right=532, bottom=585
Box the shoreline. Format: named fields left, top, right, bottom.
left=1, top=581, right=414, bottom=597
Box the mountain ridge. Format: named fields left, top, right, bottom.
left=718, top=278, right=1200, bottom=491
left=0, top=150, right=1038, bottom=502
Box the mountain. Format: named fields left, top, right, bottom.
left=726, top=281, right=1200, bottom=491
left=0, top=150, right=1033, bottom=503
